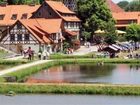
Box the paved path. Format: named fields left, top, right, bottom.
left=72, top=46, right=98, bottom=55
left=0, top=60, right=52, bottom=76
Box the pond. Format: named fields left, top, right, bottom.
left=0, top=95, right=140, bottom=105
left=27, top=64, right=140, bottom=84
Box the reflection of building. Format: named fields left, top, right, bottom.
left=0, top=0, right=81, bottom=53
left=107, top=0, right=140, bottom=30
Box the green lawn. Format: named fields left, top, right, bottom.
left=0, top=50, right=9, bottom=59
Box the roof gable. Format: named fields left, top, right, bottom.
left=106, top=0, right=124, bottom=13
left=0, top=5, right=40, bottom=26
left=45, top=0, right=75, bottom=14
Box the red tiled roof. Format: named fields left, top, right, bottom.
left=106, top=0, right=124, bottom=13
left=45, top=0, right=75, bottom=14
left=61, top=16, right=81, bottom=22
left=65, top=30, right=78, bottom=36
left=113, top=12, right=140, bottom=24
left=0, top=5, right=40, bottom=26
left=21, top=18, right=62, bottom=34
left=19, top=18, right=62, bottom=44
left=45, top=0, right=80, bottom=22
left=113, top=12, right=140, bottom=19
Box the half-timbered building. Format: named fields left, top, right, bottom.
left=0, top=19, right=64, bottom=53
left=0, top=0, right=81, bottom=54
left=32, top=0, right=81, bottom=49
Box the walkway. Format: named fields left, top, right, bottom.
left=72, top=46, right=98, bottom=55
left=0, top=60, right=52, bottom=76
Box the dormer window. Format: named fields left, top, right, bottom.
left=0, top=14, right=5, bottom=20
left=49, top=12, right=52, bottom=16
left=21, top=13, right=28, bottom=19
left=11, top=14, right=17, bottom=20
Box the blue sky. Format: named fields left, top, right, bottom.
left=112, top=0, right=132, bottom=3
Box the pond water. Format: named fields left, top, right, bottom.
left=0, top=95, right=140, bottom=105
left=27, top=64, right=140, bottom=84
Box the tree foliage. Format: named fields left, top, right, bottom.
left=117, top=1, right=129, bottom=10
left=0, top=0, right=42, bottom=4
left=77, top=0, right=115, bottom=41
left=104, top=21, right=117, bottom=44
left=82, top=31, right=91, bottom=41
left=123, top=0, right=140, bottom=11
left=126, top=24, right=140, bottom=42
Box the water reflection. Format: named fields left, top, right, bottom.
left=1, top=95, right=140, bottom=105
left=27, top=64, right=140, bottom=84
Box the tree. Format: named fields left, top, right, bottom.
left=125, top=0, right=140, bottom=11
left=6, top=0, right=40, bottom=4
left=126, top=23, right=140, bottom=49
left=77, top=0, right=114, bottom=41
left=82, top=31, right=91, bottom=42
left=104, top=21, right=117, bottom=44
left=117, top=1, right=129, bottom=10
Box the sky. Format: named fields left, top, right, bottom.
left=112, top=0, right=132, bottom=3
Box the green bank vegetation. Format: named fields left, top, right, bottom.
left=1, top=83, right=140, bottom=95
left=0, top=60, right=28, bottom=65
left=49, top=53, right=95, bottom=59
left=3, top=59, right=140, bottom=82
left=0, top=59, right=139, bottom=95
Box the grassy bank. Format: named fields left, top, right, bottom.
left=49, top=54, right=94, bottom=59
left=4, top=59, right=140, bottom=82
left=0, top=83, right=140, bottom=95
left=0, top=60, right=28, bottom=65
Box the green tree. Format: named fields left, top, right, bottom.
left=126, top=23, right=140, bottom=49
left=7, top=0, right=40, bottom=4
left=82, top=31, right=91, bottom=42
left=77, top=0, right=114, bottom=41
left=125, top=0, right=140, bottom=11
left=104, top=21, right=117, bottom=44
left=117, top=1, right=129, bottom=10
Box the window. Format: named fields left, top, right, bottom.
left=76, top=22, right=79, bottom=28
left=17, top=24, right=22, bottom=29
left=49, top=12, right=52, bottom=16
left=10, top=34, right=15, bottom=41
left=11, top=14, right=17, bottom=20
left=24, top=34, right=29, bottom=41
left=74, top=22, right=76, bottom=28
left=38, top=12, right=41, bottom=16
left=64, top=22, right=68, bottom=28
left=21, top=13, right=27, bottom=19
left=0, top=14, right=5, bottom=20
left=70, top=22, right=74, bottom=27
left=51, top=34, right=56, bottom=40
left=17, top=34, right=22, bottom=41
left=68, top=22, right=70, bottom=28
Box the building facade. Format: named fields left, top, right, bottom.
left=0, top=0, right=81, bottom=54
